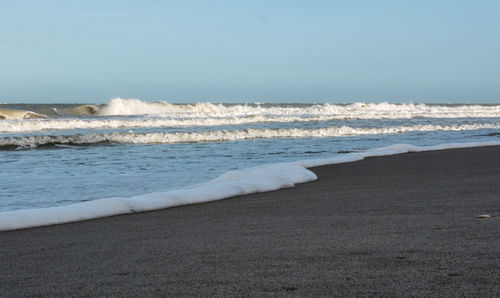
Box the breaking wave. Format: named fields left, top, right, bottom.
left=2, top=123, right=499, bottom=149
left=103, top=98, right=500, bottom=118
left=95, top=98, right=500, bottom=118
left=3, top=99, right=500, bottom=122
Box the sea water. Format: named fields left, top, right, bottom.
left=1, top=98, right=499, bottom=230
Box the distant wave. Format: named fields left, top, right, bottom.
left=64, top=104, right=101, bottom=116
left=96, top=98, right=500, bottom=118
left=2, top=123, right=499, bottom=149
left=0, top=108, right=48, bottom=120
left=2, top=98, right=500, bottom=133
left=4, top=98, right=500, bottom=121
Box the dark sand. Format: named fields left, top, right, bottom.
left=1, top=146, right=499, bottom=297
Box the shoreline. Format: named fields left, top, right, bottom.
left=1, top=141, right=500, bottom=232
left=1, top=145, right=499, bottom=296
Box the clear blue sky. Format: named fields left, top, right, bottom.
left=1, top=0, right=499, bottom=103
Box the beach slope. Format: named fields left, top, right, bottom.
left=1, top=146, right=499, bottom=296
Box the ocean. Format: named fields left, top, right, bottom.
left=1, top=98, right=499, bottom=230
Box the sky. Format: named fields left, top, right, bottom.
left=1, top=0, right=499, bottom=103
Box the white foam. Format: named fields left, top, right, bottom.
left=0, top=115, right=318, bottom=133
left=0, top=163, right=317, bottom=231
left=98, top=98, right=180, bottom=116
left=2, top=123, right=499, bottom=148
left=1, top=141, right=499, bottom=231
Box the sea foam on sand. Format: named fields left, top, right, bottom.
left=1, top=141, right=499, bottom=231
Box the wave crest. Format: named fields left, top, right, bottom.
left=0, top=108, right=48, bottom=120
left=97, top=98, right=176, bottom=116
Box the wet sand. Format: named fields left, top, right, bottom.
left=1, top=146, right=499, bottom=297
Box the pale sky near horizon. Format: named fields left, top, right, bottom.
left=1, top=0, right=500, bottom=103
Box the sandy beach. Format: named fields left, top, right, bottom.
left=1, top=145, right=499, bottom=297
